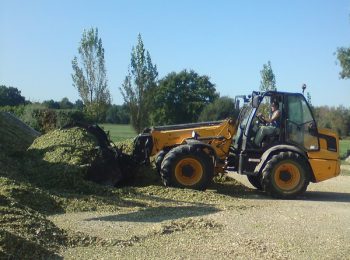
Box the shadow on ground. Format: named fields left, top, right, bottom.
left=301, top=191, right=350, bottom=203
left=86, top=205, right=220, bottom=223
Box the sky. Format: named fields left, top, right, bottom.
left=0, top=0, right=349, bottom=107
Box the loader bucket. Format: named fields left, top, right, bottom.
left=62, top=123, right=138, bottom=186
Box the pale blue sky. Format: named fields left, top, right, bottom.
left=0, top=0, right=349, bottom=106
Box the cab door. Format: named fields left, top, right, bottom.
left=286, top=94, right=319, bottom=150
left=286, top=94, right=340, bottom=182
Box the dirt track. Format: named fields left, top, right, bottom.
left=51, top=172, right=350, bottom=259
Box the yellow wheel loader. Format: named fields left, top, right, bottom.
left=132, top=91, right=340, bottom=198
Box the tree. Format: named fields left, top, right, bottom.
left=42, top=99, right=60, bottom=109
left=151, top=70, right=218, bottom=125
left=120, top=34, right=158, bottom=132
left=74, top=100, right=84, bottom=110
left=72, top=27, right=111, bottom=122
left=59, top=97, right=74, bottom=109
left=260, top=61, right=277, bottom=91
left=314, top=105, right=350, bottom=137
left=105, top=104, right=130, bottom=124
left=199, top=96, right=238, bottom=122
left=336, top=47, right=350, bottom=79
left=0, top=85, right=26, bottom=106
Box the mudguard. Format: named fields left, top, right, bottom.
left=254, top=144, right=309, bottom=175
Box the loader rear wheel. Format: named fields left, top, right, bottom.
left=155, top=150, right=167, bottom=176
left=160, top=145, right=213, bottom=190
left=247, top=175, right=262, bottom=190
left=261, top=151, right=309, bottom=199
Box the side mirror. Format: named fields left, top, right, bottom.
left=308, top=122, right=317, bottom=136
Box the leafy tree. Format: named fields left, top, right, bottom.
left=59, top=97, right=74, bottom=109
left=198, top=96, right=238, bottom=122
left=74, top=99, right=84, bottom=110
left=120, top=34, right=158, bottom=132
left=105, top=104, right=130, bottom=124
left=314, top=105, right=350, bottom=137
left=72, top=27, right=111, bottom=122
left=0, top=85, right=26, bottom=106
left=260, top=61, right=277, bottom=91
left=151, top=70, right=218, bottom=125
left=42, top=99, right=60, bottom=109
left=306, top=92, right=312, bottom=106
left=336, top=47, right=350, bottom=79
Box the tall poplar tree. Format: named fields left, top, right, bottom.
left=72, top=27, right=111, bottom=122
left=120, top=34, right=158, bottom=132
left=260, top=61, right=277, bottom=92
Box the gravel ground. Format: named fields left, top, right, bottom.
left=50, top=172, right=350, bottom=260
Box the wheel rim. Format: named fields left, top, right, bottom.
left=273, top=162, right=301, bottom=191
left=175, top=158, right=203, bottom=186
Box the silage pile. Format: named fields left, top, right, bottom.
left=0, top=112, right=250, bottom=258
left=26, top=127, right=102, bottom=191
left=0, top=112, right=69, bottom=258
left=0, top=113, right=132, bottom=258
left=0, top=112, right=161, bottom=258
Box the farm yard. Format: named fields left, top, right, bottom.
left=2, top=1, right=350, bottom=259
left=1, top=115, right=350, bottom=259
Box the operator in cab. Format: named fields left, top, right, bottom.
left=254, top=101, right=281, bottom=147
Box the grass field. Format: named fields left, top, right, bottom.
left=100, top=124, right=350, bottom=160
left=340, top=139, right=350, bottom=160
left=100, top=124, right=137, bottom=142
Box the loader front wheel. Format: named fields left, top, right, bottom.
left=160, top=145, right=213, bottom=190
left=247, top=175, right=263, bottom=190
left=261, top=151, right=309, bottom=199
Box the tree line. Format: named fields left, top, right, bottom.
left=1, top=25, right=349, bottom=136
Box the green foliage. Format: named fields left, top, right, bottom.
left=0, top=85, right=26, bottom=106
left=151, top=70, right=218, bottom=125
left=199, top=96, right=238, bottom=122
left=59, top=97, right=74, bottom=109
left=314, top=106, right=350, bottom=137
left=306, top=92, right=312, bottom=107
left=20, top=103, right=47, bottom=131
left=0, top=104, right=25, bottom=117
left=105, top=104, right=130, bottom=124
left=260, top=61, right=277, bottom=92
left=72, top=27, right=111, bottom=122
left=336, top=46, right=350, bottom=79
left=120, top=34, right=158, bottom=133
left=19, top=104, right=88, bottom=133
left=42, top=99, right=60, bottom=109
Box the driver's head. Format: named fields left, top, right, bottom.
left=271, top=101, right=279, bottom=111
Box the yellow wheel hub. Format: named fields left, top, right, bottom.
left=274, top=162, right=301, bottom=191
left=175, top=158, right=203, bottom=186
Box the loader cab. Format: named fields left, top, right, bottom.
left=234, top=91, right=320, bottom=174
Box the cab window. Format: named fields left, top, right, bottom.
left=286, top=95, right=319, bottom=150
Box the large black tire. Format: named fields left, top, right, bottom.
left=155, top=150, right=167, bottom=176
left=261, top=151, right=310, bottom=199
left=160, top=145, right=214, bottom=190
left=247, top=175, right=263, bottom=190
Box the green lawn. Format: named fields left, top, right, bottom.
left=100, top=124, right=350, bottom=160
left=100, top=124, right=137, bottom=142
left=340, top=139, right=350, bottom=160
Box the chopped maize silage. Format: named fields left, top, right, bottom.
left=0, top=112, right=68, bottom=258
left=1, top=112, right=250, bottom=258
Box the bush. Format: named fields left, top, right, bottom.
left=20, top=104, right=46, bottom=131
left=0, top=105, right=26, bottom=118
left=56, top=110, right=89, bottom=128
left=19, top=104, right=90, bottom=133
